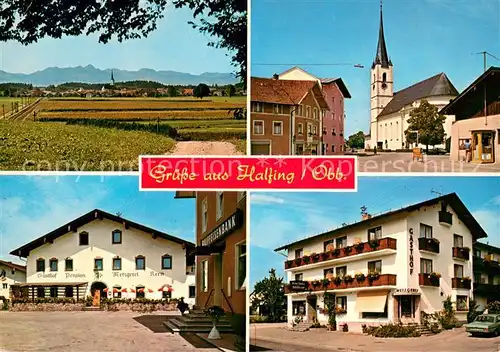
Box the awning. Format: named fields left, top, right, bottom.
left=356, top=291, right=388, bottom=313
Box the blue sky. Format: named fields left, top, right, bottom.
left=251, top=0, right=500, bottom=136
left=0, top=176, right=195, bottom=264
left=250, top=176, right=500, bottom=289
left=0, top=4, right=233, bottom=74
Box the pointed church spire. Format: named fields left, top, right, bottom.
left=111, top=70, right=115, bottom=85
left=373, top=0, right=392, bottom=69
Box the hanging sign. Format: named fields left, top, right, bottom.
left=409, top=228, right=414, bottom=275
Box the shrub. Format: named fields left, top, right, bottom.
left=367, top=271, right=380, bottom=281
left=343, top=275, right=354, bottom=283
left=344, top=246, right=353, bottom=254
left=342, top=323, right=349, bottom=332
left=487, top=301, right=500, bottom=314
left=250, top=315, right=269, bottom=323
left=439, top=296, right=459, bottom=330
left=363, top=323, right=421, bottom=338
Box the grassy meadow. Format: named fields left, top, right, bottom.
left=0, top=97, right=25, bottom=116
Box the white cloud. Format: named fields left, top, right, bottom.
left=250, top=194, right=285, bottom=205
left=472, top=209, right=500, bottom=247
left=0, top=177, right=109, bottom=260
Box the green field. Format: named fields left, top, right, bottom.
left=36, top=97, right=247, bottom=141
left=0, top=121, right=176, bottom=171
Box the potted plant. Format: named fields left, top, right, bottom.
left=355, top=273, right=366, bottom=282
left=335, top=307, right=347, bottom=315
left=312, top=280, right=322, bottom=287
left=368, top=240, right=380, bottom=250
left=322, top=278, right=330, bottom=288
left=355, top=242, right=365, bottom=252
left=332, top=248, right=341, bottom=257
left=344, top=246, right=353, bottom=254
left=285, top=260, right=293, bottom=269
left=311, top=253, right=320, bottom=262
left=303, top=256, right=311, bottom=264
left=343, top=275, right=354, bottom=284
left=461, top=276, right=471, bottom=283
left=321, top=252, right=329, bottom=260
left=333, top=276, right=342, bottom=286
left=177, top=297, right=189, bottom=315
left=294, top=258, right=302, bottom=266
left=205, top=305, right=225, bottom=340
left=429, top=272, right=441, bottom=285
left=367, top=271, right=380, bottom=282
left=326, top=244, right=334, bottom=252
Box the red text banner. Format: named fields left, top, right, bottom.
left=140, top=156, right=357, bottom=191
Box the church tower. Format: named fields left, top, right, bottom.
left=370, top=1, right=393, bottom=146
left=110, top=70, right=115, bottom=86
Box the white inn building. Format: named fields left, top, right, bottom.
left=9, top=209, right=196, bottom=306
left=275, top=193, right=487, bottom=332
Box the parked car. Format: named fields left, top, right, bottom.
left=464, top=314, right=500, bottom=337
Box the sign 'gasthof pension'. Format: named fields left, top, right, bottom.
left=201, top=209, right=243, bottom=247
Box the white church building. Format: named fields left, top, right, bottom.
left=365, top=4, right=459, bottom=151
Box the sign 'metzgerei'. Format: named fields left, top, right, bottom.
left=201, top=209, right=243, bottom=247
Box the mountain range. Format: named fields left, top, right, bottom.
left=0, top=65, right=238, bottom=86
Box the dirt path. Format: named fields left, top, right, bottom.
left=168, top=141, right=244, bottom=155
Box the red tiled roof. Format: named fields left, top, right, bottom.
left=0, top=260, right=26, bottom=272
left=251, top=77, right=328, bottom=108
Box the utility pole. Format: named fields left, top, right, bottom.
left=474, top=51, right=499, bottom=125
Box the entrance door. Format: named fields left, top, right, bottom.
left=306, top=296, right=317, bottom=323
left=398, top=296, right=416, bottom=323
left=472, top=131, right=495, bottom=163
left=90, top=282, right=107, bottom=303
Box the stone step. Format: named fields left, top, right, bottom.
left=83, top=306, right=101, bottom=311
left=164, top=320, right=234, bottom=333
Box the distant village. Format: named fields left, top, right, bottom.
left=0, top=73, right=246, bottom=98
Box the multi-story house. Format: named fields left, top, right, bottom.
left=9, top=209, right=196, bottom=306
left=250, top=76, right=329, bottom=155
left=278, top=67, right=352, bottom=155
left=275, top=193, right=486, bottom=332
left=0, top=260, right=26, bottom=300
left=175, top=191, right=247, bottom=329
left=473, top=242, right=500, bottom=310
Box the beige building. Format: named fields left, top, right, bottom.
left=365, top=5, right=458, bottom=150
left=275, top=193, right=486, bottom=332
left=0, top=260, right=26, bottom=300
left=9, top=209, right=196, bottom=306
left=442, top=66, right=500, bottom=164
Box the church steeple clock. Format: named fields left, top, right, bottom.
left=370, top=0, right=394, bottom=146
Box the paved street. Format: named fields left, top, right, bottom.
left=357, top=153, right=500, bottom=173
left=249, top=323, right=500, bottom=352
left=0, top=311, right=219, bottom=352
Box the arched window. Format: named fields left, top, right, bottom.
left=135, top=255, right=146, bottom=270
left=136, top=285, right=145, bottom=299
left=382, top=73, right=387, bottom=83
left=162, top=254, right=172, bottom=270
left=112, top=229, right=122, bottom=244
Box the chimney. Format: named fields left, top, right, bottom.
left=272, top=73, right=279, bottom=80
left=362, top=213, right=372, bottom=220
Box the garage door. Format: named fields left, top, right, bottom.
left=251, top=143, right=270, bottom=155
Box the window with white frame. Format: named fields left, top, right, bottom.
left=306, top=106, right=311, bottom=118
left=453, top=234, right=463, bottom=248
left=368, top=260, right=382, bottom=273
left=202, top=198, right=208, bottom=233
left=297, top=123, right=303, bottom=135
left=201, top=260, right=209, bottom=292
left=295, top=273, right=303, bottom=281
left=251, top=102, right=263, bottom=112
left=253, top=120, right=264, bottom=135
left=307, top=124, right=312, bottom=135
left=273, top=121, right=283, bottom=135
left=297, top=105, right=303, bottom=116
left=236, top=242, right=246, bottom=289
left=454, top=264, right=464, bottom=278
left=216, top=191, right=224, bottom=220
left=368, top=226, right=382, bottom=241
left=420, top=258, right=433, bottom=274
left=336, top=296, right=347, bottom=312
left=313, top=125, right=317, bottom=135
left=420, top=223, right=433, bottom=238
left=313, top=108, right=318, bottom=119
